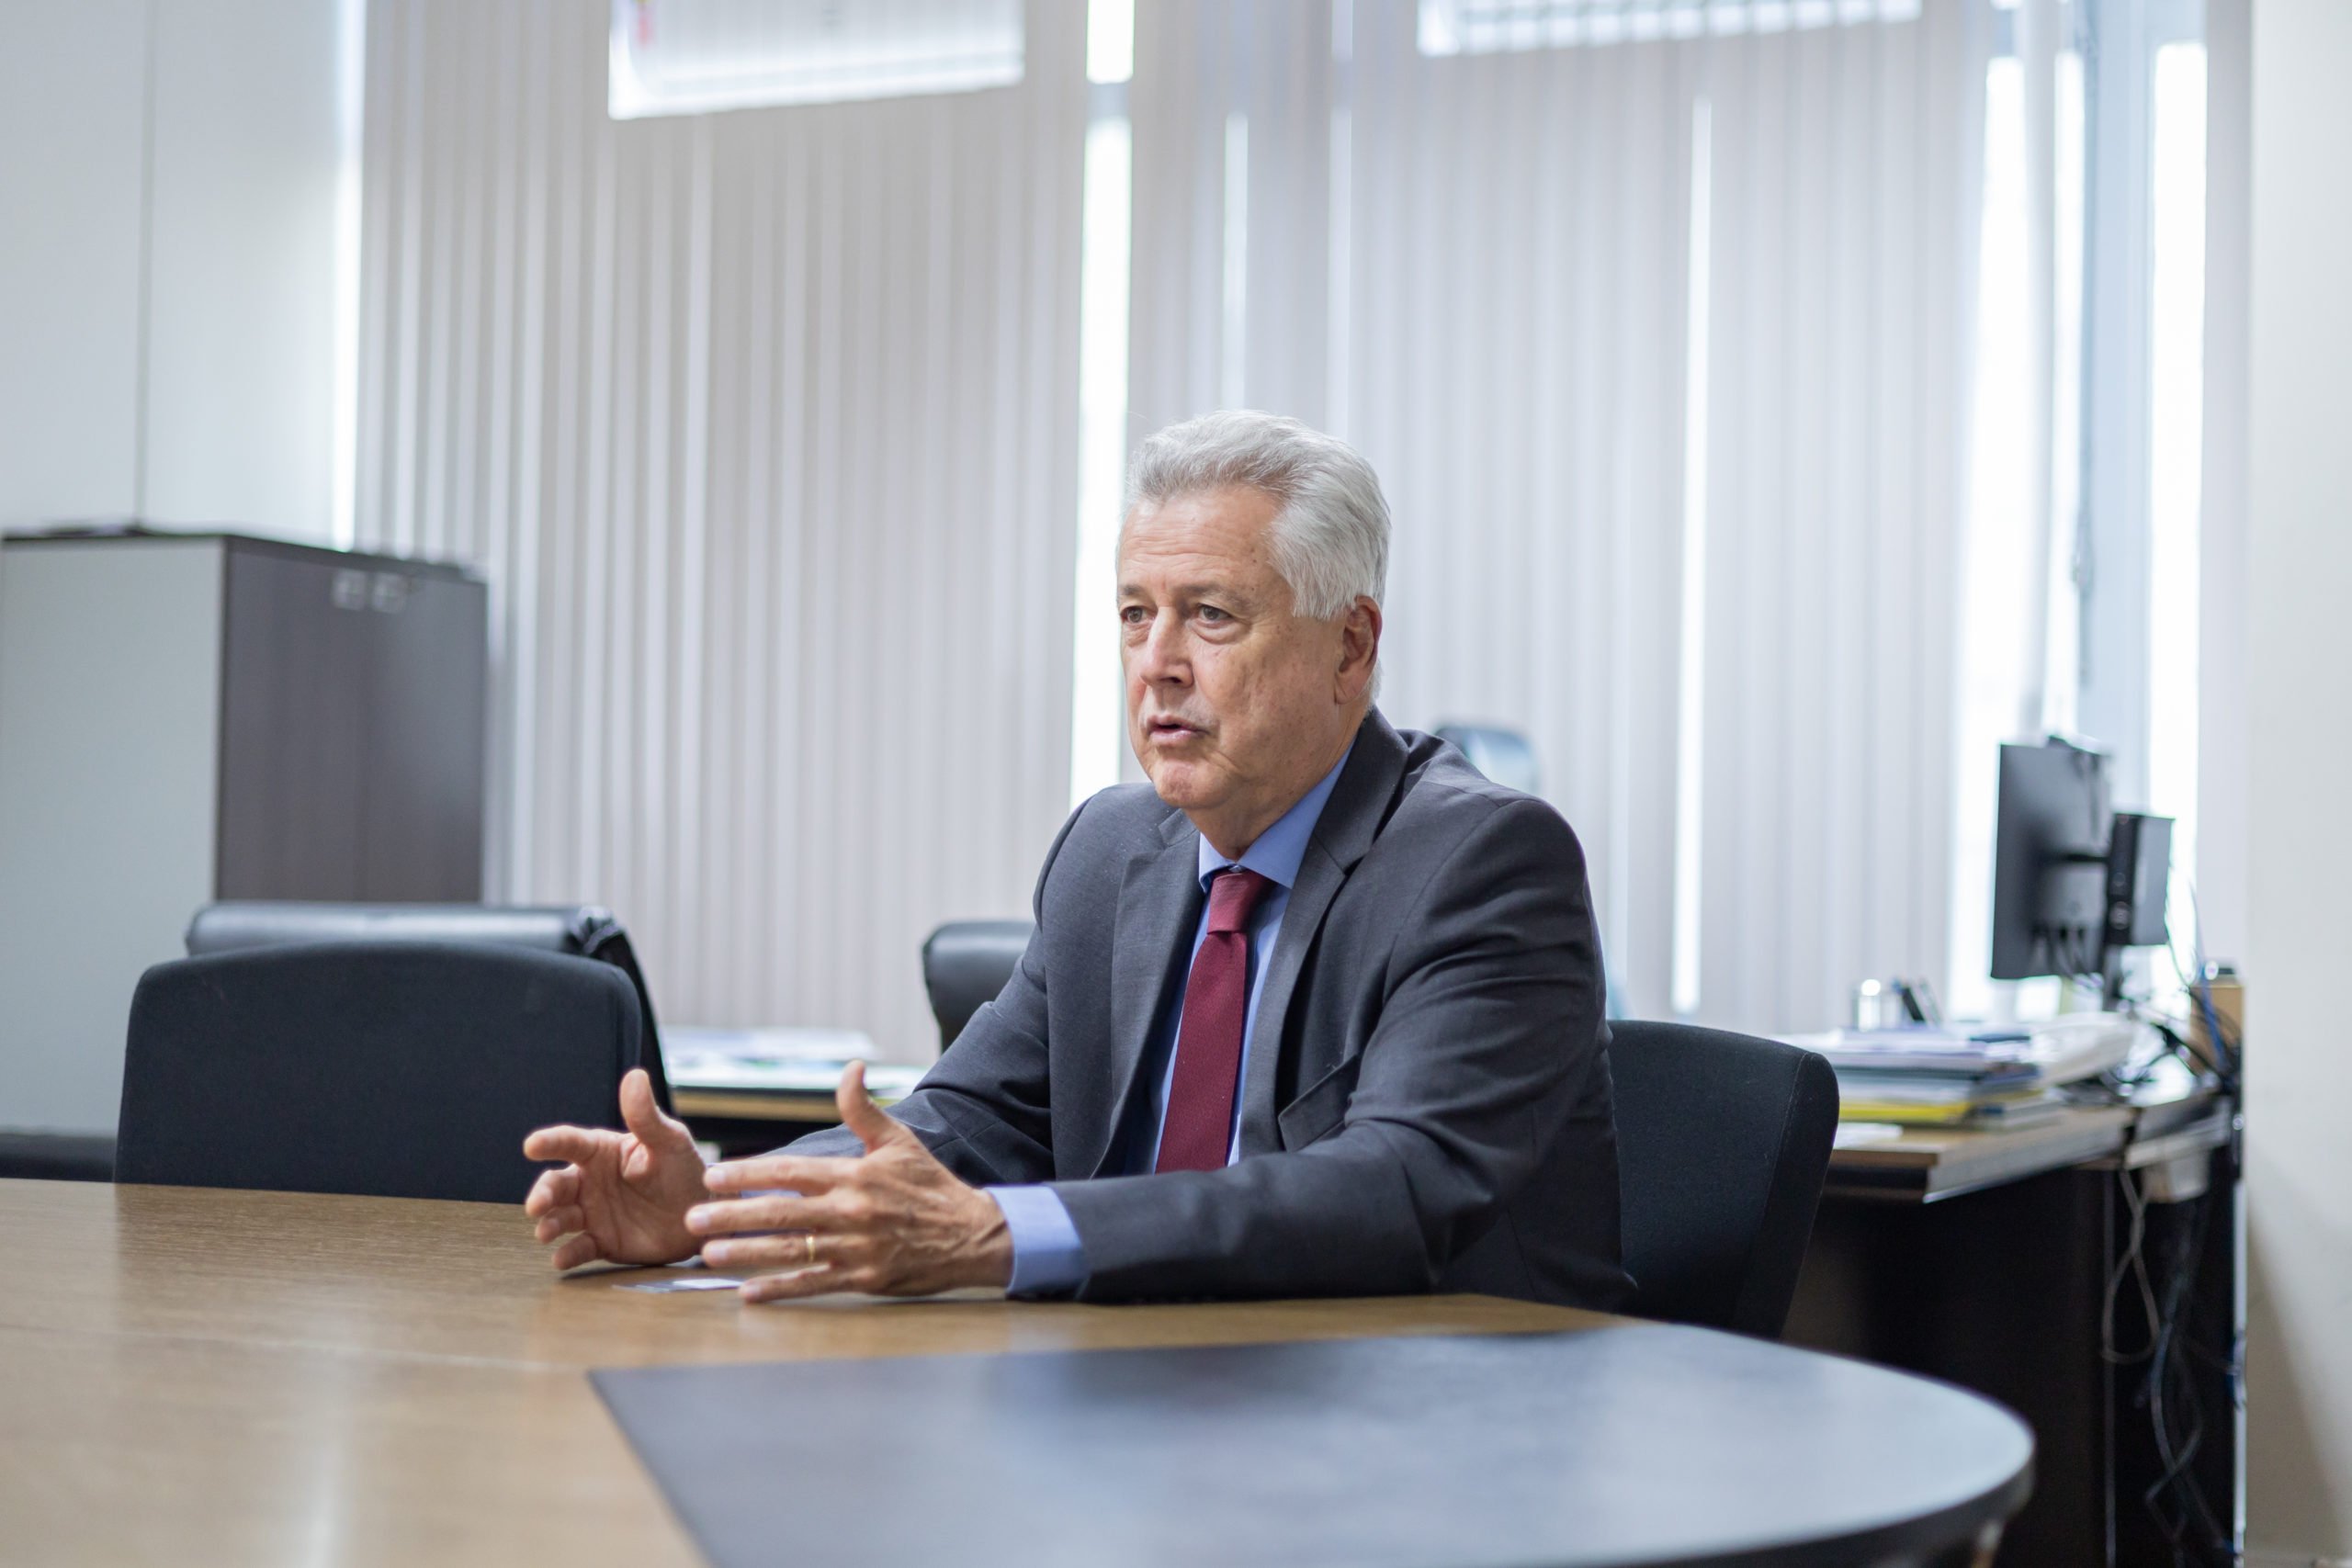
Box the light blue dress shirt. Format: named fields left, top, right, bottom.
left=987, top=746, right=1353, bottom=1297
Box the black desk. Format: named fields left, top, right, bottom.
left=597, top=1326, right=2034, bottom=1568
left=1790, top=1078, right=2240, bottom=1565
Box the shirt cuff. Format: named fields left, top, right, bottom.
left=985, top=1185, right=1089, bottom=1298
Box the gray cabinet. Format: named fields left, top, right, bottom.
left=0, top=533, right=487, bottom=1137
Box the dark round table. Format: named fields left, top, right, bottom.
left=594, top=1320, right=2035, bottom=1566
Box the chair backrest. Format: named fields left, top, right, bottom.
left=185, top=902, right=671, bottom=1111
left=921, top=919, right=1035, bottom=1053
left=1607, top=1020, right=1839, bottom=1337
left=116, top=942, right=646, bottom=1203
left=1431, top=723, right=1542, bottom=795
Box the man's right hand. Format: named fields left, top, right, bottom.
left=523, top=1067, right=707, bottom=1269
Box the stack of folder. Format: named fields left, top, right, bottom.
left=1782, top=1015, right=2139, bottom=1132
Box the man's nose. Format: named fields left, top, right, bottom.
left=1135, top=610, right=1189, bottom=683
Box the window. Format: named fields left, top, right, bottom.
left=608, top=0, right=1023, bottom=120
left=1952, top=0, right=2211, bottom=1018
left=1949, top=28, right=2088, bottom=1021
left=1416, top=0, right=1919, bottom=56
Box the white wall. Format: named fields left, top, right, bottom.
left=0, top=0, right=345, bottom=539
left=142, top=0, right=345, bottom=535
left=0, top=1, right=149, bottom=525
left=0, top=541, right=224, bottom=1134
left=2245, top=0, right=2352, bottom=1557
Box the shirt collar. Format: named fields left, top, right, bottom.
left=1194, top=741, right=1355, bottom=894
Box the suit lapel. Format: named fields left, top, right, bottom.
left=1084, top=816, right=1202, bottom=1179
left=1236, top=710, right=1409, bottom=1156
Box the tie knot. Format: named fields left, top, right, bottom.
left=1204, top=867, right=1274, bottom=936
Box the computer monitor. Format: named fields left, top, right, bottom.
left=1988, top=736, right=2172, bottom=1007
left=1432, top=723, right=1542, bottom=795
left=1989, top=737, right=2110, bottom=982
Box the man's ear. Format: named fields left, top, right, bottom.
left=1336, top=597, right=1382, bottom=701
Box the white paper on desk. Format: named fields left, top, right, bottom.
left=618, top=1276, right=747, bottom=1292
left=667, top=1055, right=926, bottom=1100
left=666, top=1024, right=876, bottom=1062
left=1784, top=1015, right=2141, bottom=1085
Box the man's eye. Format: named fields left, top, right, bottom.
left=1120, top=605, right=1148, bottom=626
left=1197, top=605, right=1229, bottom=624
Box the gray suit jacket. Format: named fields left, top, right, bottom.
left=792, top=709, right=1634, bottom=1310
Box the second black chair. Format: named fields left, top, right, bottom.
left=116, top=942, right=650, bottom=1204
left=920, top=919, right=1035, bottom=1053
left=1607, top=1020, right=1840, bottom=1338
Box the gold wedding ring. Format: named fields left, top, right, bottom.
left=805, top=1233, right=818, bottom=1268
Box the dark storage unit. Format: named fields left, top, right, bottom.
left=211, top=541, right=486, bottom=902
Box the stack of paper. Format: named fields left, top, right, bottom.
left=1826, top=1069, right=2064, bottom=1130
left=1781, top=1016, right=2139, bottom=1132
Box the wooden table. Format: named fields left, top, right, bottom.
left=0, top=1179, right=1602, bottom=1565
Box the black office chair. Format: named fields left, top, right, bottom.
left=1431, top=722, right=1542, bottom=795
left=186, top=902, right=672, bottom=1111
left=116, top=942, right=650, bottom=1203
left=0, top=1133, right=116, bottom=1183
left=1607, top=1020, right=1840, bottom=1338
left=921, top=919, right=1034, bottom=1052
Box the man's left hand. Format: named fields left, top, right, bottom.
left=688, top=1060, right=1013, bottom=1303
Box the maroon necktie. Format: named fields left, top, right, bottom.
left=1156, top=867, right=1275, bottom=1174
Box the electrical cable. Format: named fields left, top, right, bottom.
left=2138, top=1178, right=2233, bottom=1564
left=2053, top=847, right=2243, bottom=1560
left=2101, top=1167, right=2160, bottom=1368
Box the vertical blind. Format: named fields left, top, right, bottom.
left=1127, top=0, right=1337, bottom=435
left=354, top=0, right=1989, bottom=1043
left=1692, top=4, right=1990, bottom=1032
left=353, top=0, right=1085, bottom=1059
left=1129, top=0, right=1986, bottom=1029
left=1347, top=6, right=1701, bottom=1022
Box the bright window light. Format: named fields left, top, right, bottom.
left=1087, top=0, right=1134, bottom=85
left=1949, top=56, right=2035, bottom=1023
left=1220, top=111, right=1250, bottom=411
left=1671, top=95, right=1713, bottom=1020
left=1417, top=0, right=1917, bottom=55
left=609, top=0, right=1023, bottom=119
left=1068, top=109, right=1133, bottom=808
left=2042, top=47, right=2086, bottom=737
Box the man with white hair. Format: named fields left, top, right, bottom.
left=523, top=411, right=1632, bottom=1308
